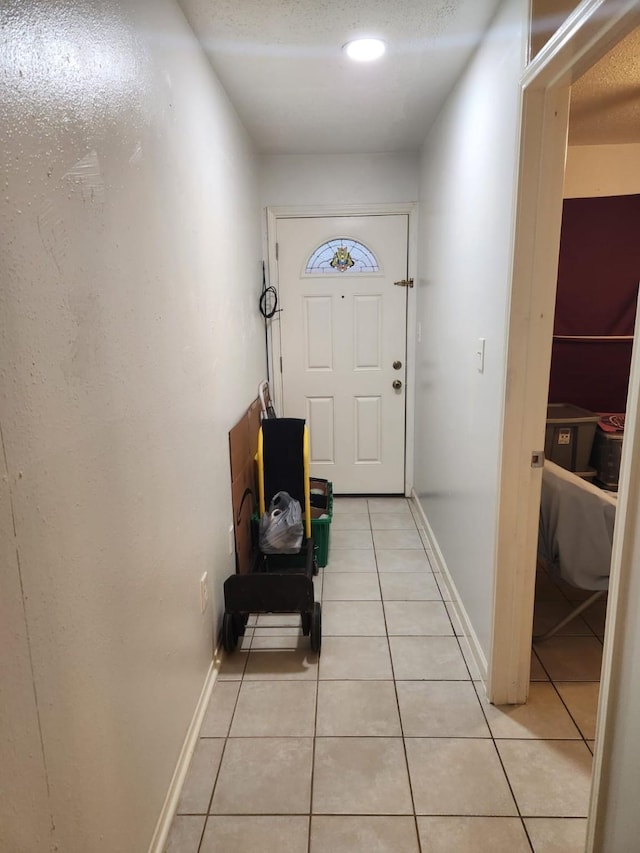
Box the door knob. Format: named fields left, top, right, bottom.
left=393, top=360, right=402, bottom=370
left=392, top=380, right=403, bottom=390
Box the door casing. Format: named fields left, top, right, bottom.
left=266, top=203, right=418, bottom=497
left=490, top=0, right=640, bottom=849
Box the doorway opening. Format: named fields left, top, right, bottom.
left=492, top=2, right=640, bottom=849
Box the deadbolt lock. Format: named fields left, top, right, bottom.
left=393, top=360, right=402, bottom=370
left=392, top=379, right=403, bottom=390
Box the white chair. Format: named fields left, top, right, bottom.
left=535, top=461, right=614, bottom=640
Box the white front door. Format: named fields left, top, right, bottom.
left=276, top=214, right=409, bottom=494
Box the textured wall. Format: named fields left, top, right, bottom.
left=0, top=1, right=262, bottom=850
left=414, top=0, right=529, bottom=657
left=0, top=448, right=53, bottom=851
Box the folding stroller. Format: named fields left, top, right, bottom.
left=222, top=417, right=321, bottom=653
left=256, top=379, right=333, bottom=560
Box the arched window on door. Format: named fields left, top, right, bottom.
left=305, top=238, right=380, bottom=274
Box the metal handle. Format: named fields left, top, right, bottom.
left=393, top=360, right=402, bottom=370
left=392, top=379, right=402, bottom=390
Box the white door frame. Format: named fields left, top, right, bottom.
left=491, top=0, right=640, bottom=845
left=266, top=203, right=418, bottom=496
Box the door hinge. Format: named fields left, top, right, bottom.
left=279, top=356, right=283, bottom=373
left=394, top=278, right=414, bottom=288
left=531, top=451, right=545, bottom=468
left=275, top=242, right=279, bottom=261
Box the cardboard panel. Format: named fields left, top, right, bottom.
left=229, top=398, right=261, bottom=575
left=229, top=415, right=250, bottom=481
left=231, top=464, right=256, bottom=576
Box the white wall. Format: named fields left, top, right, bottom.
left=564, top=143, right=640, bottom=197
left=591, top=365, right=640, bottom=848
left=0, top=1, right=263, bottom=850
left=414, top=0, right=529, bottom=658
left=259, top=153, right=420, bottom=209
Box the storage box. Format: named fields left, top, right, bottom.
left=544, top=403, right=600, bottom=472
left=591, top=427, right=624, bottom=491
left=310, top=477, right=330, bottom=510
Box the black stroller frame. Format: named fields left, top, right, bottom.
left=222, top=418, right=321, bottom=653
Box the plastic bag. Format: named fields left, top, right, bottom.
left=259, top=491, right=303, bottom=554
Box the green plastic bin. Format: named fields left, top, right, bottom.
left=309, top=480, right=333, bottom=568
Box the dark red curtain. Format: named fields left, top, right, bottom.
left=548, top=194, right=640, bottom=413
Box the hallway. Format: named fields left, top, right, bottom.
left=166, top=498, right=595, bottom=853
left=6, top=2, right=640, bottom=848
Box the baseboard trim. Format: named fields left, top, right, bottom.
left=410, top=491, right=489, bottom=686
left=147, top=651, right=220, bottom=853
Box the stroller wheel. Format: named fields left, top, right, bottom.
left=222, top=611, right=238, bottom=653
left=310, top=601, right=322, bottom=653
left=234, top=612, right=248, bottom=637
left=301, top=610, right=312, bottom=636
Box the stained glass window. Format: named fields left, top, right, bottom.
left=305, top=238, right=380, bottom=274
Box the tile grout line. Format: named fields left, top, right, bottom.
left=195, top=680, right=244, bottom=852
left=546, top=676, right=596, bottom=753
left=448, top=556, right=534, bottom=850
left=307, top=562, right=324, bottom=853
left=372, top=497, right=425, bottom=853
left=469, top=678, right=536, bottom=853
left=196, top=731, right=593, bottom=742
left=331, top=496, right=423, bottom=847
left=534, top=568, right=603, bottom=755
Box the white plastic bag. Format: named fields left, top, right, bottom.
left=259, top=491, right=303, bottom=554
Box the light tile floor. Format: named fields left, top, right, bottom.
left=166, top=497, right=602, bottom=853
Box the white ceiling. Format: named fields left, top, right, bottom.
left=178, top=0, right=503, bottom=154
left=177, top=2, right=640, bottom=153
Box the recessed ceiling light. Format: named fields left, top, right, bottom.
left=344, top=38, right=386, bottom=62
